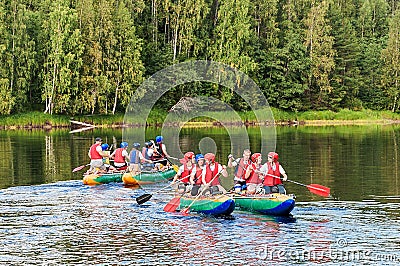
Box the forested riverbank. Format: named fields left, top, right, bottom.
left=1, top=0, right=400, bottom=117
left=1, top=109, right=400, bottom=129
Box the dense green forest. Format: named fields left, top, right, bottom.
left=0, top=0, right=399, bottom=115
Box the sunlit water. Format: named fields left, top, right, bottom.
left=1, top=126, right=400, bottom=265
left=1, top=181, right=399, bottom=265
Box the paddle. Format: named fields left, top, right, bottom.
left=163, top=193, right=185, bottom=212
left=72, top=164, right=90, bottom=172
left=263, top=173, right=330, bottom=197
left=135, top=175, right=187, bottom=205
left=180, top=168, right=224, bottom=214
left=166, top=157, right=179, bottom=172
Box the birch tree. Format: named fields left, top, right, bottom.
left=304, top=0, right=335, bottom=109
left=381, top=9, right=400, bottom=112
left=41, top=0, right=83, bottom=114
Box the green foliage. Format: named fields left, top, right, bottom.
left=0, top=0, right=398, bottom=116
left=381, top=9, right=400, bottom=112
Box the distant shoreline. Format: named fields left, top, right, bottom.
left=1, top=109, right=400, bottom=130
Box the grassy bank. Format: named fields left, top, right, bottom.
left=1, top=109, right=400, bottom=129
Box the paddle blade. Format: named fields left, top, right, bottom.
left=172, top=164, right=179, bottom=172
left=307, top=184, right=331, bottom=197
left=72, top=164, right=87, bottom=173
left=136, top=194, right=152, bottom=205
left=180, top=207, right=190, bottom=214
left=163, top=197, right=181, bottom=212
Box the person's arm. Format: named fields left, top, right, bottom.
left=138, top=151, right=152, bottom=163
left=123, top=150, right=130, bottom=163
left=172, top=166, right=184, bottom=183
left=244, top=164, right=253, bottom=180
left=227, top=155, right=234, bottom=168
left=97, top=146, right=108, bottom=157
left=219, top=164, right=228, bottom=177
left=88, top=149, right=91, bottom=159
left=162, top=145, right=170, bottom=158
left=228, top=156, right=239, bottom=168
left=279, top=165, right=287, bottom=181
left=109, top=150, right=116, bottom=160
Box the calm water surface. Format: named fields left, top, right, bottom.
left=0, top=125, right=400, bottom=265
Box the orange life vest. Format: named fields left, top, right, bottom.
left=263, top=162, right=282, bottom=186
left=114, top=148, right=125, bottom=163
left=204, top=162, right=220, bottom=186
left=89, top=143, right=102, bottom=160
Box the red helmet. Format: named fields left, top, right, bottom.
left=184, top=151, right=195, bottom=160
left=273, top=152, right=279, bottom=161
left=204, top=153, right=215, bottom=163
left=251, top=153, right=261, bottom=163
left=268, top=152, right=279, bottom=161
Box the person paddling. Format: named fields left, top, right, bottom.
left=260, top=152, right=288, bottom=194
left=228, top=149, right=251, bottom=192
left=171, top=152, right=195, bottom=193
left=152, top=136, right=170, bottom=166
left=244, top=153, right=263, bottom=194
left=110, top=142, right=129, bottom=171
left=101, top=143, right=116, bottom=172
left=87, top=137, right=109, bottom=174
left=202, top=153, right=228, bottom=195
left=129, top=143, right=152, bottom=175
left=189, top=154, right=206, bottom=196
left=141, top=141, right=155, bottom=170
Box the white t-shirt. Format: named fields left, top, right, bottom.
left=177, top=164, right=193, bottom=175
left=259, top=163, right=285, bottom=175
left=145, top=148, right=154, bottom=158
left=202, top=163, right=223, bottom=176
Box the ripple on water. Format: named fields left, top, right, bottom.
left=1, top=182, right=400, bottom=265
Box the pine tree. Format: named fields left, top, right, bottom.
left=328, top=0, right=362, bottom=110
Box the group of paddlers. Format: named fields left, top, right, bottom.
left=87, top=136, right=288, bottom=196
left=171, top=149, right=288, bottom=196
left=86, top=136, right=172, bottom=175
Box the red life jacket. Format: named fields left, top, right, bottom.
left=89, top=143, right=102, bottom=160
left=263, top=162, right=282, bottom=186
left=180, top=164, right=192, bottom=183
left=247, top=163, right=262, bottom=184
left=234, top=158, right=249, bottom=179
left=114, top=148, right=125, bottom=163
left=204, top=162, right=220, bottom=186
left=193, top=165, right=203, bottom=185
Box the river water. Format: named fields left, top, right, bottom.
left=0, top=125, right=400, bottom=265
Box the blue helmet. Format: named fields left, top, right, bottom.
left=195, top=154, right=204, bottom=163
left=133, top=143, right=141, bottom=149
left=155, top=135, right=163, bottom=143
left=101, top=143, right=109, bottom=151
left=120, top=142, right=128, bottom=148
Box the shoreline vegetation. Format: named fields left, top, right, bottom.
left=1, top=109, right=400, bottom=130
